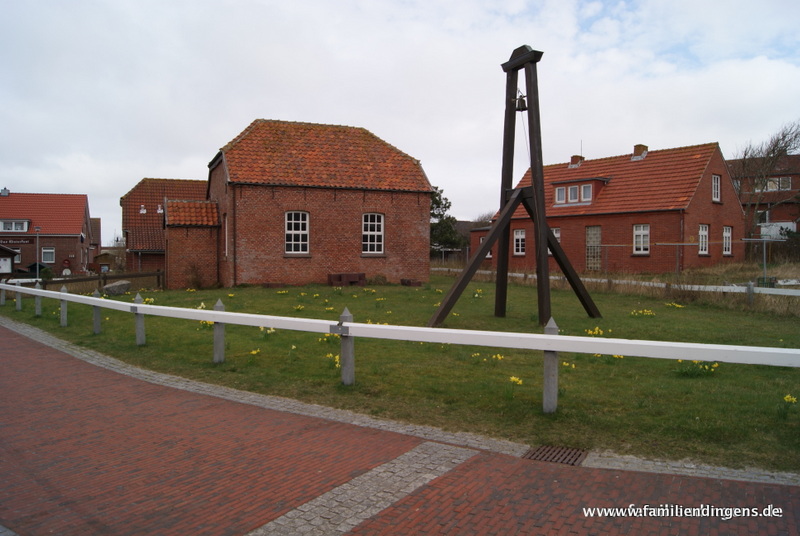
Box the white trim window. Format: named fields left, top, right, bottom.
left=362, top=213, right=384, bottom=254
left=722, top=226, right=732, bottom=256
left=11, top=248, right=21, bottom=264
left=568, top=185, right=579, bottom=203
left=285, top=211, right=309, bottom=254
left=698, top=224, right=709, bottom=255
left=555, top=187, right=566, bottom=204
left=581, top=184, right=592, bottom=202
left=1, top=220, right=28, bottom=232
left=42, top=247, right=55, bottom=264
left=548, top=227, right=561, bottom=255
left=712, top=174, right=721, bottom=202
left=513, top=229, right=526, bottom=255
left=479, top=236, right=492, bottom=258
left=633, top=224, right=650, bottom=255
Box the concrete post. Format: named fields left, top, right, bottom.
left=542, top=317, right=559, bottom=414
left=339, top=308, right=355, bottom=386
left=746, top=281, right=754, bottom=308
left=16, top=282, right=22, bottom=311
left=60, top=286, right=68, bottom=327
left=134, top=293, right=146, bottom=346
left=213, top=299, right=225, bottom=364
left=92, top=289, right=102, bottom=334
left=1, top=286, right=5, bottom=305
left=35, top=282, right=42, bottom=317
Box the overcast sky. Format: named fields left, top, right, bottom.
left=2, top=0, right=799, bottom=245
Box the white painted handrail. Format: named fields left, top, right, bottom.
left=2, top=282, right=798, bottom=368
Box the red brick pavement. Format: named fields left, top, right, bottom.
left=1, top=324, right=798, bottom=536
left=350, top=451, right=799, bottom=535
left=0, top=326, right=421, bottom=536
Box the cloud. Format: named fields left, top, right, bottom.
left=1, top=0, right=799, bottom=238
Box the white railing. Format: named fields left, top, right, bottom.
left=432, top=267, right=800, bottom=297
left=3, top=281, right=800, bottom=414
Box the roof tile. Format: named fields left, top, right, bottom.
left=0, top=192, right=90, bottom=236
left=218, top=120, right=432, bottom=192
left=165, top=200, right=219, bottom=227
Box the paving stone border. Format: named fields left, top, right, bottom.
left=2, top=315, right=798, bottom=487
left=248, top=442, right=477, bottom=535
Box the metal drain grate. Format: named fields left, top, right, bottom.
left=522, top=446, right=587, bottom=466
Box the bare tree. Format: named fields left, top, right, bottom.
left=729, top=120, right=800, bottom=238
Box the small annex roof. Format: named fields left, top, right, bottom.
left=213, top=119, right=432, bottom=193
left=0, top=191, right=90, bottom=236
left=511, top=143, right=722, bottom=218
left=121, top=178, right=206, bottom=252
left=164, top=200, right=219, bottom=227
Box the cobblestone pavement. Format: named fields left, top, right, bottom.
left=0, top=315, right=798, bottom=535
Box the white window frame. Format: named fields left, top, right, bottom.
left=555, top=187, right=566, bottom=204
left=285, top=211, right=309, bottom=254
left=548, top=227, right=561, bottom=255
left=11, top=248, right=21, bottom=264
left=513, top=229, right=526, bottom=255
left=712, top=174, right=721, bottom=202
left=41, top=247, right=56, bottom=264
left=1, top=220, right=28, bottom=232
left=479, top=236, right=492, bottom=258
left=362, top=213, right=384, bottom=254
left=723, top=226, right=732, bottom=256
left=581, top=184, right=592, bottom=202
left=633, top=224, right=650, bottom=255
left=568, top=185, right=579, bottom=203
left=698, top=224, right=709, bottom=255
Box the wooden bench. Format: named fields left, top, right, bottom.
left=328, top=272, right=366, bottom=286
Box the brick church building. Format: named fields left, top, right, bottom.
left=124, top=120, right=432, bottom=289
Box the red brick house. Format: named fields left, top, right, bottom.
left=159, top=120, right=432, bottom=289
left=120, top=178, right=206, bottom=272
left=471, top=143, right=745, bottom=274
left=728, top=154, right=800, bottom=239
left=0, top=188, right=95, bottom=276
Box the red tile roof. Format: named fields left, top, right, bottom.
left=165, top=200, right=219, bottom=227
left=217, top=120, right=432, bottom=192
left=0, top=192, right=90, bottom=236
left=121, top=178, right=206, bottom=251
left=512, top=143, right=722, bottom=218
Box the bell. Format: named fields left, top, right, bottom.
left=515, top=95, right=528, bottom=112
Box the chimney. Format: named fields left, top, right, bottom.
left=631, top=144, right=648, bottom=161
left=0, top=187, right=9, bottom=196
left=568, top=155, right=584, bottom=168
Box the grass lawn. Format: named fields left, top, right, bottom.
left=2, top=274, right=799, bottom=472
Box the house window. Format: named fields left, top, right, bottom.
left=362, top=213, right=384, bottom=254
left=568, top=185, right=579, bottom=203
left=633, top=224, right=650, bottom=255
left=513, top=229, right=526, bottom=255
left=285, top=211, right=309, bottom=254
left=1, top=220, right=28, bottom=232
left=548, top=227, right=561, bottom=255
left=555, top=187, right=566, bottom=204
left=42, top=247, right=55, bottom=264
left=11, top=248, right=21, bottom=264
left=698, top=224, right=709, bottom=255
left=581, top=184, right=592, bottom=202
left=768, top=177, right=791, bottom=191
left=480, top=236, right=492, bottom=258
left=712, top=175, right=721, bottom=202
left=723, top=226, right=732, bottom=256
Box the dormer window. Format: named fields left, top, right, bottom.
left=568, top=185, right=579, bottom=203
left=1, top=220, right=28, bottom=232
left=581, top=184, right=592, bottom=202
left=555, top=187, right=566, bottom=204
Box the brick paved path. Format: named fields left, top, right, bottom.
left=1, top=321, right=798, bottom=535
